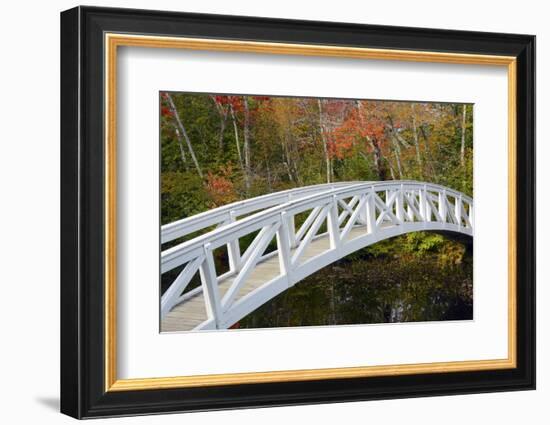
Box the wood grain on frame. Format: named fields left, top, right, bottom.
left=104, top=33, right=517, bottom=392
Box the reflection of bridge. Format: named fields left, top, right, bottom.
left=160, top=181, right=473, bottom=332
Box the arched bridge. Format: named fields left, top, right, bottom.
left=161, top=181, right=473, bottom=332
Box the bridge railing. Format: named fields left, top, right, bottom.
left=161, top=181, right=362, bottom=244
left=160, top=181, right=473, bottom=329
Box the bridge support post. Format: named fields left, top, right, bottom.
left=227, top=211, right=241, bottom=273
left=455, top=195, right=463, bottom=226
left=327, top=196, right=341, bottom=249
left=396, top=185, right=405, bottom=223
left=276, top=213, right=292, bottom=277
left=199, top=243, right=223, bottom=328
left=366, top=191, right=376, bottom=234
left=358, top=194, right=368, bottom=226
left=419, top=186, right=429, bottom=221
left=287, top=214, right=297, bottom=248
left=439, top=190, right=447, bottom=223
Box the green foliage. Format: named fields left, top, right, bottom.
left=402, top=232, right=446, bottom=255
left=362, top=231, right=469, bottom=267
left=161, top=171, right=208, bottom=225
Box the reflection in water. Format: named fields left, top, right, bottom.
left=236, top=234, right=473, bottom=329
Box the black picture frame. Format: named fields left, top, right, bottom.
left=60, top=5, right=535, bottom=419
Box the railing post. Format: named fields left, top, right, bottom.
left=366, top=189, right=376, bottom=234
left=396, top=184, right=404, bottom=223
left=406, top=190, right=414, bottom=221
left=468, top=202, right=474, bottom=229
left=276, top=213, right=292, bottom=276
left=327, top=195, right=341, bottom=249
left=419, top=185, right=429, bottom=221
left=455, top=195, right=463, bottom=226
left=227, top=210, right=241, bottom=273
left=199, top=243, right=223, bottom=328
left=439, top=190, right=447, bottom=223
left=359, top=193, right=368, bottom=225
left=287, top=214, right=297, bottom=248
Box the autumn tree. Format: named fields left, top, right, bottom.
left=160, top=92, right=473, bottom=225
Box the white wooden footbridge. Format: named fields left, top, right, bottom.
left=161, top=180, right=473, bottom=332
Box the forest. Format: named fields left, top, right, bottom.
left=160, top=93, right=473, bottom=226
left=160, top=92, right=474, bottom=326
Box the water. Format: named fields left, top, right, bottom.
left=236, top=242, right=473, bottom=330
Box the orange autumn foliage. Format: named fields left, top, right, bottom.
left=330, top=104, right=387, bottom=159
left=205, top=166, right=238, bottom=207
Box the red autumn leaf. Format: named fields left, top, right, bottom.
left=205, top=167, right=238, bottom=207
left=161, top=106, right=172, bottom=117
left=252, top=96, right=270, bottom=102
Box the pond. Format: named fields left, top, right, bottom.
left=235, top=234, right=473, bottom=329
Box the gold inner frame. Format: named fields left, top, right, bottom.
left=104, top=33, right=517, bottom=392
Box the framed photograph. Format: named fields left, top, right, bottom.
left=60, top=6, right=535, bottom=419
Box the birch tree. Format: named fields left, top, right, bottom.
left=460, top=104, right=467, bottom=167
left=229, top=104, right=244, bottom=172
left=410, top=103, right=422, bottom=166
left=165, top=93, right=203, bottom=179
left=318, top=99, right=332, bottom=183
left=211, top=96, right=229, bottom=150
left=243, top=96, right=251, bottom=191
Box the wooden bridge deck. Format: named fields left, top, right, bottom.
left=161, top=226, right=367, bottom=332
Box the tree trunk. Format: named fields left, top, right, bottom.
left=410, top=104, right=422, bottom=166
left=391, top=136, right=404, bottom=178
left=387, top=157, right=396, bottom=180
left=371, top=138, right=386, bottom=180
left=173, top=125, right=187, bottom=166
left=265, top=156, right=273, bottom=192
left=218, top=112, right=227, bottom=150
left=460, top=104, right=467, bottom=167
left=419, top=125, right=436, bottom=177
left=318, top=99, right=331, bottom=183
left=243, top=97, right=251, bottom=191
left=211, top=97, right=229, bottom=150
left=165, top=93, right=203, bottom=178
left=229, top=105, right=245, bottom=172
left=286, top=128, right=302, bottom=185
left=281, top=135, right=295, bottom=184
left=356, top=101, right=387, bottom=180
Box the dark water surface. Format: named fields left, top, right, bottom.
left=237, top=242, right=473, bottom=330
